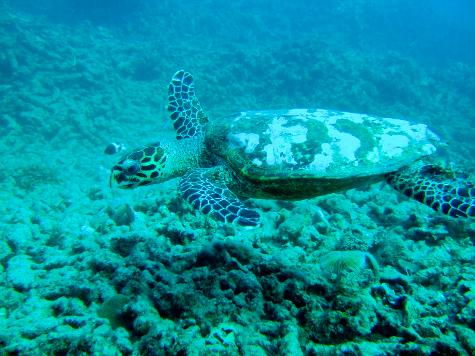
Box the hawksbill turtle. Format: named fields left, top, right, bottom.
left=110, top=70, right=475, bottom=226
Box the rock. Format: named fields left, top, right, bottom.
left=280, top=323, right=303, bottom=356
left=453, top=325, right=475, bottom=353
left=6, top=254, right=38, bottom=291
left=109, top=204, right=135, bottom=226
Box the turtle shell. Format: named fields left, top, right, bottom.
left=206, top=109, right=439, bottom=184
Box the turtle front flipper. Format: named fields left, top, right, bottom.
left=386, top=164, right=475, bottom=218
left=168, top=70, right=208, bottom=140
left=179, top=168, right=260, bottom=227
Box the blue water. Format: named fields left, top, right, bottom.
left=11, top=0, right=475, bottom=63
left=1, top=0, right=474, bottom=354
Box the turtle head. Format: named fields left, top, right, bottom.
left=110, top=142, right=169, bottom=189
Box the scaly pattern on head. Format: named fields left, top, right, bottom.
left=386, top=164, right=475, bottom=218
left=168, top=70, right=208, bottom=140
left=110, top=142, right=167, bottom=189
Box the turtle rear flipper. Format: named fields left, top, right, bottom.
left=168, top=70, right=208, bottom=140
left=179, top=168, right=260, bottom=227
left=387, top=164, right=475, bottom=218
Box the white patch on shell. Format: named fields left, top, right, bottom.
left=305, top=109, right=366, bottom=125
left=231, top=109, right=440, bottom=171
left=366, top=147, right=381, bottom=163
left=263, top=117, right=307, bottom=165
left=341, top=112, right=366, bottom=124
left=326, top=126, right=361, bottom=163
left=364, top=119, right=439, bottom=162
left=383, top=118, right=430, bottom=141
left=406, top=123, right=434, bottom=141
left=227, top=133, right=260, bottom=153
left=383, top=117, right=409, bottom=127
left=380, top=134, right=409, bottom=157
left=329, top=111, right=366, bottom=125
left=252, top=158, right=263, bottom=166
left=422, top=143, right=436, bottom=155
left=309, top=143, right=333, bottom=172
left=286, top=109, right=309, bottom=119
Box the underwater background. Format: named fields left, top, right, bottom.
left=1, top=0, right=475, bottom=354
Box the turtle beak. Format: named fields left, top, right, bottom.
left=110, top=167, right=119, bottom=188
left=110, top=166, right=127, bottom=189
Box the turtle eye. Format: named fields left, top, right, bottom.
left=122, top=159, right=140, bottom=175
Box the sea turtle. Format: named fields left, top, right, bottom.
left=110, top=70, right=475, bottom=226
